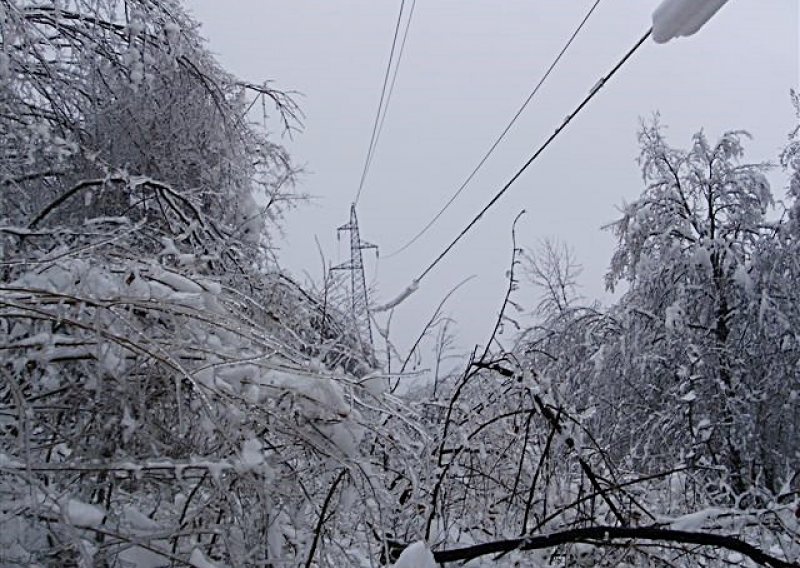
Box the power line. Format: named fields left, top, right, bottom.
left=354, top=0, right=414, bottom=205
left=370, top=0, right=416, bottom=175
left=414, top=27, right=653, bottom=285
left=354, top=0, right=405, bottom=204
left=385, top=0, right=602, bottom=259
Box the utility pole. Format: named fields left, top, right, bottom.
left=331, top=203, right=377, bottom=354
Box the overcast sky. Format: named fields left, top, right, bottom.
left=184, top=0, right=798, bottom=356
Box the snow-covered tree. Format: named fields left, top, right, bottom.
left=0, top=2, right=410, bottom=566
left=473, top=122, right=800, bottom=566
left=0, top=0, right=300, bottom=262
left=3, top=1, right=797, bottom=565
left=596, top=121, right=791, bottom=495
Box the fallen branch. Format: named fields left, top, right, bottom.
left=427, top=525, right=798, bottom=567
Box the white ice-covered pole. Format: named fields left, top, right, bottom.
left=652, top=0, right=729, bottom=44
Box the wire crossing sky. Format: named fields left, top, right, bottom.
left=385, top=0, right=603, bottom=260
left=185, top=0, right=798, bottom=352
left=354, top=0, right=416, bottom=205
left=413, top=27, right=654, bottom=286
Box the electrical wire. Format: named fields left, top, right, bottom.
left=354, top=0, right=414, bottom=205
left=384, top=0, right=602, bottom=259
left=369, top=0, right=416, bottom=176
left=414, top=27, right=654, bottom=285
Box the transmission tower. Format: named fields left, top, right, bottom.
left=331, top=204, right=378, bottom=353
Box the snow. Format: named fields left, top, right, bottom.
left=358, top=371, right=390, bottom=396
left=118, top=546, right=170, bottom=568
left=130, top=62, right=145, bottom=86
left=164, top=22, right=181, bottom=37
left=64, top=499, right=105, bottom=528
left=733, top=263, right=754, bottom=295
left=128, top=20, right=144, bottom=37
left=122, top=505, right=161, bottom=532
left=265, top=370, right=350, bottom=418
left=155, top=268, right=204, bottom=293
left=239, top=438, right=265, bottom=468
left=572, top=542, right=599, bottom=566
left=665, top=301, right=684, bottom=331
left=373, top=280, right=419, bottom=313
left=84, top=215, right=130, bottom=225
left=669, top=507, right=726, bottom=530
left=0, top=52, right=10, bottom=80
left=589, top=345, right=605, bottom=373
left=696, top=418, right=711, bottom=430
left=392, top=541, right=437, bottom=568
left=652, top=0, right=729, bottom=44
left=0, top=453, right=23, bottom=468
left=691, top=246, right=712, bottom=271
left=190, top=548, right=220, bottom=568
left=121, top=406, right=138, bottom=443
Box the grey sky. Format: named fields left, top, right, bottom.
left=184, top=1, right=798, bottom=355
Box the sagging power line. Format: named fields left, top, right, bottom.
left=414, top=28, right=654, bottom=284
left=375, top=27, right=654, bottom=312
left=354, top=0, right=416, bottom=205
left=385, top=0, right=603, bottom=259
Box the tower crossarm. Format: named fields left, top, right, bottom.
left=328, top=203, right=378, bottom=355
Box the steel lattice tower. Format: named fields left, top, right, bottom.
left=331, top=204, right=377, bottom=353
